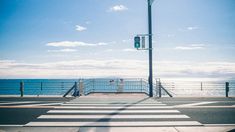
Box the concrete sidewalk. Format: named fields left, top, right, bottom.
left=1, top=126, right=235, bottom=132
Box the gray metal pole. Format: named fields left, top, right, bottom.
left=226, top=82, right=229, bottom=97
left=148, top=0, right=153, bottom=97
left=20, top=81, right=24, bottom=97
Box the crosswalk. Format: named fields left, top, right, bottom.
left=25, top=97, right=202, bottom=127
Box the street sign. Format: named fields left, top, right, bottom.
left=142, top=36, right=145, bottom=48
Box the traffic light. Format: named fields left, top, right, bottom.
left=134, top=36, right=141, bottom=48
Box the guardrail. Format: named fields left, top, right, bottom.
left=0, top=79, right=149, bottom=97
left=1, top=79, right=234, bottom=97
left=82, top=78, right=149, bottom=95
left=0, top=80, right=76, bottom=96
left=156, top=79, right=235, bottom=97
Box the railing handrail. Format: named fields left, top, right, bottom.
left=63, top=84, right=76, bottom=97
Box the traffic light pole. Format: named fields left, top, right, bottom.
left=148, top=0, right=153, bottom=97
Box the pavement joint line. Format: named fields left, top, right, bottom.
left=18, top=102, right=63, bottom=107
left=204, top=124, right=235, bottom=126
left=0, top=101, right=44, bottom=105
left=157, top=101, right=235, bottom=102
left=0, top=125, right=24, bottom=127
left=173, top=101, right=218, bottom=107
left=0, top=105, right=55, bottom=108
left=174, top=105, right=235, bottom=108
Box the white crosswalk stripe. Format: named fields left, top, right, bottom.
left=25, top=98, right=202, bottom=127
left=38, top=114, right=190, bottom=119
left=47, top=109, right=180, bottom=114
left=26, top=121, right=202, bottom=127
left=53, top=106, right=174, bottom=109
left=62, top=103, right=166, bottom=106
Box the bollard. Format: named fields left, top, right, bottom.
left=20, top=81, right=24, bottom=97
left=225, top=82, right=229, bottom=97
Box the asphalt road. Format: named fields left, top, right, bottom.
left=0, top=97, right=235, bottom=126
left=0, top=97, right=74, bottom=125
left=157, top=97, right=235, bottom=124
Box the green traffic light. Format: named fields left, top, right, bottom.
left=134, top=36, right=141, bottom=48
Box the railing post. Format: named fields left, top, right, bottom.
left=20, top=81, right=24, bottom=97
left=158, top=79, right=161, bottom=98
left=201, top=82, right=203, bottom=91
left=92, top=79, right=95, bottom=92
left=40, top=82, right=43, bottom=91
left=141, top=78, right=143, bottom=92
left=226, top=82, right=229, bottom=97
left=79, top=79, right=84, bottom=96
left=72, top=82, right=78, bottom=97
left=61, top=82, right=64, bottom=91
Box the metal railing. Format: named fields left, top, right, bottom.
left=1, top=78, right=234, bottom=97
left=82, top=78, right=149, bottom=95
left=0, top=80, right=76, bottom=96
left=156, top=79, right=235, bottom=97
left=0, top=79, right=150, bottom=97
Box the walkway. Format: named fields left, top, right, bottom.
left=25, top=93, right=202, bottom=127
left=0, top=94, right=235, bottom=132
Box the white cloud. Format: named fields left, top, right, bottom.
left=187, top=26, right=198, bottom=30
left=122, top=39, right=131, bottom=43
left=105, top=49, right=114, bottom=52
left=105, top=48, right=137, bottom=52
left=178, top=26, right=199, bottom=32
left=75, top=25, right=87, bottom=31
left=167, top=34, right=175, bottom=38
left=122, top=48, right=137, bottom=52
left=175, top=44, right=205, bottom=50
left=1, top=59, right=235, bottom=79
left=175, top=46, right=203, bottom=50
left=46, top=41, right=108, bottom=47
left=108, top=5, right=128, bottom=12
left=0, top=59, right=146, bottom=78
left=47, top=48, right=77, bottom=53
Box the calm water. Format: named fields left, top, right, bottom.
left=0, top=79, right=148, bottom=96
left=0, top=79, right=234, bottom=97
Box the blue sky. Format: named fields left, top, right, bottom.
left=0, top=0, right=235, bottom=80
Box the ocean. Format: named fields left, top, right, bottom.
left=0, top=78, right=234, bottom=97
